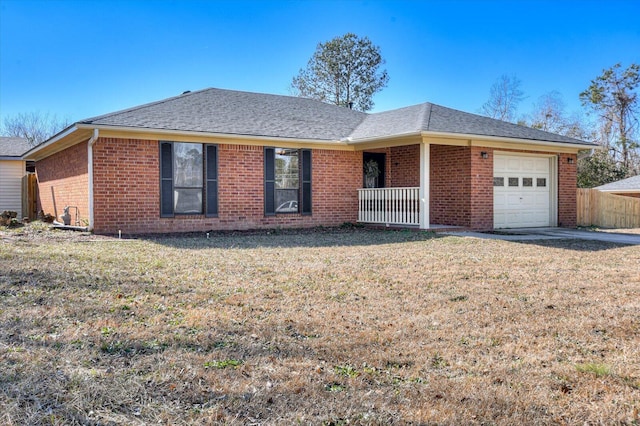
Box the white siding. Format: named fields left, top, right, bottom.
left=0, top=160, right=26, bottom=218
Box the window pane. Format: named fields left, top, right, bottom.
left=174, top=143, right=203, bottom=187
left=508, top=177, right=519, bottom=187
left=523, top=178, right=533, bottom=187
left=275, top=148, right=299, bottom=189
left=174, top=188, right=202, bottom=214
left=537, top=178, right=546, bottom=187
left=493, top=177, right=504, bottom=187
left=275, top=189, right=299, bottom=213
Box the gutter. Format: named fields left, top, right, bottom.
left=578, top=148, right=598, bottom=160
left=87, top=129, right=99, bottom=231
left=345, top=131, right=598, bottom=150
left=76, top=123, right=343, bottom=146
left=421, top=131, right=597, bottom=150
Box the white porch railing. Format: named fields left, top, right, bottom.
left=357, top=187, right=420, bottom=226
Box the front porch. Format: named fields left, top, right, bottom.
left=357, top=187, right=420, bottom=226
left=356, top=186, right=466, bottom=231
left=355, top=143, right=495, bottom=231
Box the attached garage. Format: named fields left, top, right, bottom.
left=493, top=153, right=557, bottom=228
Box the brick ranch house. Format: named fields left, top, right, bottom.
left=24, top=88, right=596, bottom=234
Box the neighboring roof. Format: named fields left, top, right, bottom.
left=595, top=174, right=640, bottom=192
left=350, top=103, right=589, bottom=145
left=80, top=88, right=367, bottom=141
left=0, top=137, right=30, bottom=158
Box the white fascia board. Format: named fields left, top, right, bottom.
left=346, top=130, right=597, bottom=151
left=22, top=125, right=79, bottom=159
left=79, top=123, right=347, bottom=146
left=344, top=131, right=422, bottom=145
left=424, top=131, right=597, bottom=150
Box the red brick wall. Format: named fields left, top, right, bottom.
left=91, top=138, right=362, bottom=234
left=35, top=141, right=89, bottom=223
left=389, top=145, right=420, bottom=187
left=93, top=138, right=159, bottom=233
left=469, top=147, right=494, bottom=230
left=429, top=145, right=472, bottom=227
left=311, top=149, right=362, bottom=226
left=35, top=137, right=581, bottom=233
left=557, top=153, right=577, bottom=227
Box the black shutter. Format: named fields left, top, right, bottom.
left=301, top=149, right=312, bottom=215
left=264, top=147, right=275, bottom=215
left=160, top=142, right=174, bottom=217
left=205, top=144, right=218, bottom=217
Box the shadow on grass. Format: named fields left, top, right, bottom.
left=129, top=227, right=445, bottom=250
left=511, top=238, right=633, bottom=252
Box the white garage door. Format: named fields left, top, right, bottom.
left=494, top=154, right=551, bottom=228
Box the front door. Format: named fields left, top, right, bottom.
left=363, top=152, right=385, bottom=188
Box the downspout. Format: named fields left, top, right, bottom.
left=577, top=148, right=596, bottom=161
left=87, top=129, right=99, bottom=231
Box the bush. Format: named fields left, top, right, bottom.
left=38, top=210, right=55, bottom=223
left=0, top=211, right=19, bottom=227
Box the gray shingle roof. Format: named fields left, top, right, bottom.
left=350, top=103, right=589, bottom=145
left=81, top=88, right=367, bottom=141
left=0, top=137, right=31, bottom=157
left=595, top=174, right=640, bottom=191
left=78, top=87, right=592, bottom=146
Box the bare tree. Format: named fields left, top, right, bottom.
left=527, top=91, right=593, bottom=140
left=528, top=91, right=567, bottom=133
left=480, top=74, right=525, bottom=123
left=1, top=111, right=71, bottom=147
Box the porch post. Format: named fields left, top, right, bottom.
left=419, top=142, right=430, bottom=229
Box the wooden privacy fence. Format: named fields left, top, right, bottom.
left=22, top=173, right=38, bottom=221
left=577, top=188, right=640, bottom=228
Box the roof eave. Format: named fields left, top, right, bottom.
left=80, top=123, right=348, bottom=147
left=344, top=131, right=423, bottom=148
left=23, top=125, right=92, bottom=161
left=346, top=130, right=596, bottom=151
left=424, top=131, right=596, bottom=150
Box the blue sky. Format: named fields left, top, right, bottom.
left=1, top=0, right=639, bottom=125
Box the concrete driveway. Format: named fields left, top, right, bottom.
left=445, top=227, right=640, bottom=245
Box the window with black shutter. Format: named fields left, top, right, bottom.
left=301, top=149, right=311, bottom=215
left=159, top=142, right=218, bottom=217
left=264, top=147, right=311, bottom=215
left=205, top=145, right=218, bottom=217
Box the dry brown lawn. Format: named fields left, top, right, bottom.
left=1, top=223, right=639, bottom=425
